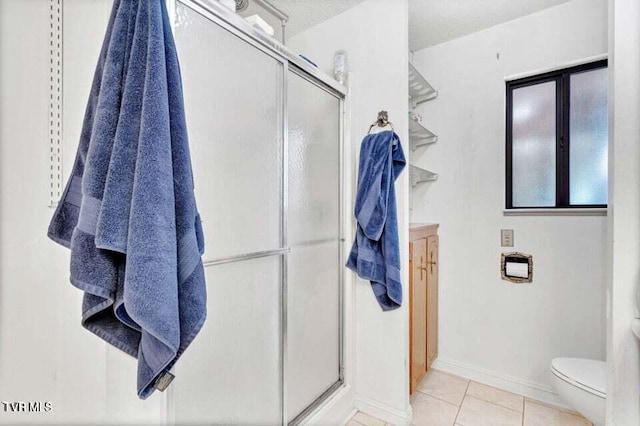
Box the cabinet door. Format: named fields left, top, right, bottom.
left=426, top=235, right=439, bottom=368
left=410, top=239, right=428, bottom=393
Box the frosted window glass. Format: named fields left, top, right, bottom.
left=286, top=72, right=341, bottom=421
left=175, top=4, right=283, bottom=260
left=570, top=68, right=608, bottom=205
left=173, top=256, right=282, bottom=425
left=512, top=81, right=557, bottom=207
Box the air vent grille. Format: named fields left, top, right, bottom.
left=235, top=0, right=249, bottom=12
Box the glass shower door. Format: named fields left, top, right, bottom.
left=286, top=70, right=342, bottom=423
left=169, top=1, right=344, bottom=424
left=172, top=3, right=284, bottom=425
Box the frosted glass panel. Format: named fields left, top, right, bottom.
left=173, top=256, right=282, bottom=425
left=286, top=243, right=340, bottom=420
left=175, top=3, right=282, bottom=260
left=288, top=73, right=340, bottom=244
left=286, top=71, right=341, bottom=421
left=570, top=68, right=608, bottom=205
left=512, top=81, right=557, bottom=207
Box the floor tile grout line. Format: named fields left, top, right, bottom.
left=454, top=381, right=470, bottom=426
left=524, top=398, right=593, bottom=423
left=356, top=394, right=590, bottom=426
left=349, top=412, right=379, bottom=426
left=524, top=397, right=574, bottom=414
left=453, top=394, right=465, bottom=426
left=414, top=388, right=466, bottom=408
left=466, top=380, right=527, bottom=414
left=413, top=371, right=590, bottom=426
left=348, top=414, right=364, bottom=426
left=466, top=395, right=525, bottom=415
left=454, top=402, right=461, bottom=425
left=464, top=394, right=525, bottom=416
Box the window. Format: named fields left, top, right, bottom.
left=506, top=60, right=608, bottom=209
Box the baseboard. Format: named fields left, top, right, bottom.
left=431, top=357, right=571, bottom=410
left=354, top=395, right=413, bottom=426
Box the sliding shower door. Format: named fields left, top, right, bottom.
left=171, top=1, right=344, bottom=424
left=286, top=71, right=342, bottom=423
left=173, top=3, right=284, bottom=424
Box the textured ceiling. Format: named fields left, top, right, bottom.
left=268, top=0, right=573, bottom=50
left=269, top=0, right=368, bottom=38
left=409, top=0, right=573, bottom=51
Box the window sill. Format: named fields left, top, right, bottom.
left=503, top=208, right=607, bottom=217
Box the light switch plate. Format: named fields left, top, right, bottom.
left=501, top=229, right=514, bottom=247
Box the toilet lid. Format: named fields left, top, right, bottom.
left=551, top=358, right=606, bottom=398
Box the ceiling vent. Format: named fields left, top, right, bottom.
left=235, top=0, right=249, bottom=12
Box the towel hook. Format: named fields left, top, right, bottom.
left=368, top=110, right=395, bottom=133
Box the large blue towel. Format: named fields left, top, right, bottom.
left=47, top=0, right=206, bottom=399
left=347, top=130, right=406, bottom=311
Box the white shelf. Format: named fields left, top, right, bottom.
left=409, top=62, right=437, bottom=105
left=409, top=119, right=437, bottom=150
left=410, top=165, right=438, bottom=186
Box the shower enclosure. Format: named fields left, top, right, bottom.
left=169, top=1, right=346, bottom=424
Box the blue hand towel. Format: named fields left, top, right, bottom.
left=47, top=0, right=206, bottom=399
left=346, top=130, right=406, bottom=311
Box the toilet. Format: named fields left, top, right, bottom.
left=550, top=357, right=606, bottom=426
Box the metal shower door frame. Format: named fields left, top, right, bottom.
left=168, top=1, right=347, bottom=424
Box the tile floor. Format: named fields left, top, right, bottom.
left=347, top=369, right=593, bottom=426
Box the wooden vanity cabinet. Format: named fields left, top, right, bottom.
left=409, top=224, right=439, bottom=394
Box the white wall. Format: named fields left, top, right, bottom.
left=288, top=1, right=412, bottom=424
left=0, top=0, right=165, bottom=424
left=607, top=0, right=640, bottom=424
left=411, top=0, right=608, bottom=406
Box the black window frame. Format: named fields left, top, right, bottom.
left=505, top=59, right=608, bottom=209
